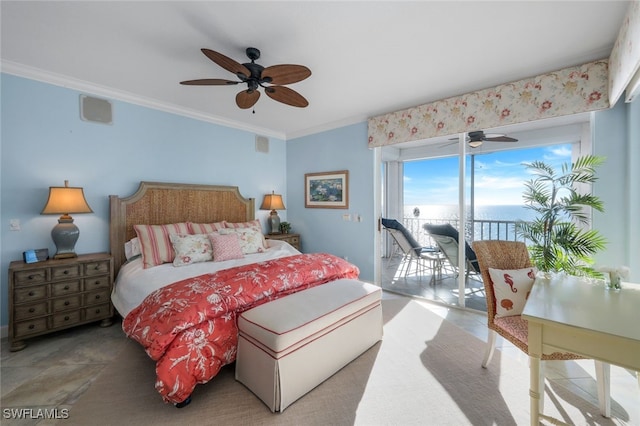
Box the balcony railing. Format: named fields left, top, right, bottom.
left=402, top=217, right=529, bottom=248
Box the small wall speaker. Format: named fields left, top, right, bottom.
left=255, top=135, right=269, bottom=153
left=80, top=95, right=113, bottom=124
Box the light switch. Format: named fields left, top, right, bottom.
left=9, top=219, right=21, bottom=231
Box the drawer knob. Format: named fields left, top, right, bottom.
left=28, top=324, right=35, bottom=330
left=28, top=291, right=34, bottom=296
left=95, top=295, right=101, bottom=300
left=64, top=316, right=70, bottom=321
left=29, top=307, right=35, bottom=313
left=63, top=270, right=69, bottom=275
left=64, top=285, right=70, bottom=290
left=64, top=301, right=70, bottom=306
left=95, top=309, right=101, bottom=314
left=28, top=275, right=35, bottom=280
left=94, top=280, right=100, bottom=285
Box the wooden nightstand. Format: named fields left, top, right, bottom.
left=265, top=233, right=301, bottom=251
left=8, top=252, right=114, bottom=351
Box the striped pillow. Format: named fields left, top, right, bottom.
left=223, top=219, right=262, bottom=233
left=188, top=222, right=226, bottom=234
left=134, top=223, right=191, bottom=268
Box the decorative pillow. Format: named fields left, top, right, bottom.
left=209, top=232, right=244, bottom=262
left=169, top=234, right=213, bottom=267
left=124, top=237, right=141, bottom=261
left=218, top=227, right=266, bottom=254
left=188, top=222, right=226, bottom=234
left=488, top=267, right=538, bottom=318
left=134, top=223, right=191, bottom=268
left=223, top=219, right=262, bottom=233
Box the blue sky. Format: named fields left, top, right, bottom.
left=403, top=144, right=572, bottom=206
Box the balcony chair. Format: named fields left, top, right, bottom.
left=423, top=223, right=481, bottom=284
left=472, top=240, right=611, bottom=418
left=382, top=218, right=442, bottom=282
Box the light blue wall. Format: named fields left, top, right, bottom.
left=286, top=123, right=376, bottom=282
left=592, top=98, right=640, bottom=281
left=0, top=73, right=287, bottom=327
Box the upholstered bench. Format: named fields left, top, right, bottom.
left=235, top=278, right=383, bottom=412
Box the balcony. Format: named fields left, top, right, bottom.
left=382, top=217, right=528, bottom=312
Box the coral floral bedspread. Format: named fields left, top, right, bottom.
left=122, top=253, right=359, bottom=404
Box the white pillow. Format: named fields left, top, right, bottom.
left=488, top=267, right=537, bottom=318
left=218, top=227, right=266, bottom=254
left=169, top=233, right=213, bottom=267
left=124, top=237, right=141, bottom=260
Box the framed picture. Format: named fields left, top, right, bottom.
left=305, top=170, right=349, bottom=209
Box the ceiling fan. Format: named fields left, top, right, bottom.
left=444, top=130, right=518, bottom=148
left=180, top=47, right=311, bottom=110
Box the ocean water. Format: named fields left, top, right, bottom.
left=401, top=204, right=536, bottom=243
left=404, top=204, right=536, bottom=222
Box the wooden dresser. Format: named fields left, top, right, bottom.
left=265, top=233, right=301, bottom=251
left=8, top=252, right=114, bottom=351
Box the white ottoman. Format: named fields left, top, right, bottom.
left=235, top=279, right=383, bottom=412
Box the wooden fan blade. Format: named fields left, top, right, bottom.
left=485, top=136, right=518, bottom=142
left=262, top=65, right=311, bottom=85
left=201, top=48, right=251, bottom=78
left=265, top=86, right=309, bottom=108
left=236, top=90, right=260, bottom=109
left=180, top=79, right=239, bottom=86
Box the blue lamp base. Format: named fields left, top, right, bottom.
left=268, top=210, right=281, bottom=234
left=51, top=217, right=79, bottom=259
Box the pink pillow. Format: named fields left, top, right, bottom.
left=134, top=223, right=191, bottom=268
left=223, top=219, right=262, bottom=233
left=188, top=222, right=226, bottom=234
left=209, top=232, right=244, bottom=262
left=489, top=267, right=537, bottom=318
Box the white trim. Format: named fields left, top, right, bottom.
left=1, top=61, right=286, bottom=140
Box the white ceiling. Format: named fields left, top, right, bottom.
left=0, top=1, right=630, bottom=140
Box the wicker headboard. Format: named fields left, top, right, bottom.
left=109, top=181, right=255, bottom=276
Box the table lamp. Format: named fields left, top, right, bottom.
left=41, top=180, right=93, bottom=259
left=260, top=191, right=285, bottom=234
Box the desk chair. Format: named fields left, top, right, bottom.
left=472, top=240, right=611, bottom=418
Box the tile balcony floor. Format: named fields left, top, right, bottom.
left=381, top=253, right=488, bottom=312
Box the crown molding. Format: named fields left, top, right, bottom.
left=0, top=61, right=286, bottom=140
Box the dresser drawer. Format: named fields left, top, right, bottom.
left=14, top=285, right=48, bottom=303
left=84, top=276, right=110, bottom=291
left=14, top=302, right=48, bottom=320
left=52, top=280, right=81, bottom=296
left=52, top=295, right=81, bottom=312
left=52, top=310, right=81, bottom=328
left=84, top=289, right=109, bottom=306
left=14, top=317, right=48, bottom=338
left=84, top=260, right=111, bottom=276
left=84, top=303, right=111, bottom=321
left=51, top=264, right=80, bottom=280
left=13, top=268, right=48, bottom=286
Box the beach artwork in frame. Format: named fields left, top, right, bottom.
left=305, top=170, right=349, bottom=209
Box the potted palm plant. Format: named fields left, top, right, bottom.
left=516, top=155, right=607, bottom=277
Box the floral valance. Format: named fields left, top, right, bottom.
left=609, top=0, right=640, bottom=104
left=368, top=60, right=609, bottom=148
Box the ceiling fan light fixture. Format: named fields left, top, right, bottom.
left=468, top=140, right=483, bottom=148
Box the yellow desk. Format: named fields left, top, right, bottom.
left=522, top=275, right=640, bottom=426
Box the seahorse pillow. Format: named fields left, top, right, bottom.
left=488, top=267, right=537, bottom=318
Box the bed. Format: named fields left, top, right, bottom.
left=109, top=182, right=360, bottom=406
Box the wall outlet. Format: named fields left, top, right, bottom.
left=9, top=219, right=21, bottom=231
left=342, top=214, right=351, bottom=221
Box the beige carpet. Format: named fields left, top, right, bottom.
left=60, top=298, right=618, bottom=426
